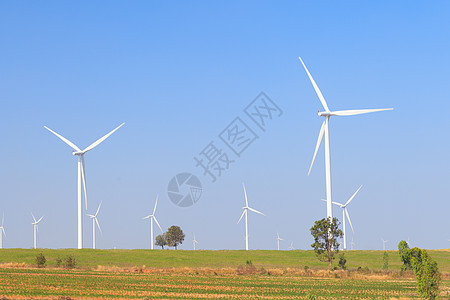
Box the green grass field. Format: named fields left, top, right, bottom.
left=0, top=248, right=449, bottom=271
left=0, top=249, right=449, bottom=299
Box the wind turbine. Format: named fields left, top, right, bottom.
left=87, top=201, right=102, bottom=249
left=143, top=195, right=163, bottom=250
left=276, top=232, right=283, bottom=250
left=382, top=238, right=388, bottom=251
left=328, top=185, right=362, bottom=250
left=299, top=57, right=393, bottom=220
left=237, top=183, right=265, bottom=251
left=288, top=242, right=295, bottom=250
left=0, top=215, right=5, bottom=249
left=193, top=233, right=198, bottom=250
left=31, top=213, right=44, bottom=249
left=44, top=122, right=125, bottom=249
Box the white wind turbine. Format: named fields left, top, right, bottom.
left=288, top=242, right=295, bottom=250
left=87, top=201, right=102, bottom=249
left=328, top=185, right=362, bottom=250
left=350, top=238, right=355, bottom=250
left=382, top=238, right=388, bottom=250
left=237, top=183, right=265, bottom=251
left=143, top=196, right=163, bottom=250
left=276, top=232, right=284, bottom=250
left=299, top=57, right=393, bottom=220
left=31, top=213, right=44, bottom=249
left=0, top=215, right=6, bottom=249
left=193, top=233, right=198, bottom=250
left=44, top=123, right=124, bottom=249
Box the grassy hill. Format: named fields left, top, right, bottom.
left=0, top=248, right=449, bottom=272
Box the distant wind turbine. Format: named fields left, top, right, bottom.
left=143, top=196, right=163, bottom=250
left=382, top=239, right=388, bottom=251
left=299, top=57, right=393, bottom=220
left=276, top=232, right=283, bottom=250
left=193, top=233, right=198, bottom=250
left=87, top=201, right=102, bottom=249
left=327, top=185, right=362, bottom=250
left=237, top=183, right=265, bottom=251
left=31, top=213, right=44, bottom=249
left=288, top=242, right=294, bottom=250
left=44, top=123, right=125, bottom=249
left=0, top=215, right=5, bottom=249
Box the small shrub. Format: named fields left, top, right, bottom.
left=56, top=257, right=62, bottom=268
left=338, top=253, right=347, bottom=270
left=35, top=253, right=46, bottom=268
left=64, top=255, right=76, bottom=269
left=304, top=265, right=309, bottom=272
left=306, top=295, right=316, bottom=300
left=236, top=260, right=258, bottom=275
left=382, top=251, right=389, bottom=270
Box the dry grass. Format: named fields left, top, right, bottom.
left=0, top=262, right=28, bottom=268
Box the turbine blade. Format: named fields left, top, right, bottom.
left=95, top=218, right=102, bottom=235
left=86, top=214, right=95, bottom=218
left=344, top=185, right=362, bottom=207
left=31, top=213, right=36, bottom=223
left=37, top=216, right=44, bottom=223
left=1, top=214, right=3, bottom=226
left=298, top=57, right=330, bottom=112
left=248, top=207, right=265, bottom=216
left=243, top=183, right=248, bottom=207
left=331, top=108, right=393, bottom=116
left=153, top=216, right=163, bottom=233
left=332, top=201, right=343, bottom=206
left=142, top=215, right=151, bottom=220
left=95, top=200, right=102, bottom=217
left=345, top=209, right=354, bottom=234
left=153, top=195, right=158, bottom=215
left=80, top=155, right=88, bottom=210
left=44, top=126, right=82, bottom=152
left=2, top=227, right=5, bottom=237
left=237, top=210, right=246, bottom=224
left=308, top=119, right=326, bottom=176
left=82, top=123, right=125, bottom=153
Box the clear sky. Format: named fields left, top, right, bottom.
left=1, top=1, right=449, bottom=250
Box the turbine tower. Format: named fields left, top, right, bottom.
left=44, top=123, right=124, bottom=249
left=299, top=57, right=392, bottom=219
left=143, top=195, right=163, bottom=250
left=382, top=239, right=388, bottom=250
left=31, top=213, right=44, bottom=249
left=0, top=215, right=5, bottom=249
left=87, top=201, right=102, bottom=249
left=237, top=183, right=265, bottom=251
left=330, top=185, right=362, bottom=250
left=276, top=232, right=284, bottom=250
left=193, top=233, right=198, bottom=250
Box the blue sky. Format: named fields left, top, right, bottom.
left=1, top=1, right=449, bottom=250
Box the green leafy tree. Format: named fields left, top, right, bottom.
left=382, top=251, right=389, bottom=270
left=310, top=217, right=343, bottom=269
left=398, top=240, right=421, bottom=270
left=165, top=225, right=185, bottom=250
left=155, top=233, right=167, bottom=249
left=411, top=249, right=441, bottom=299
